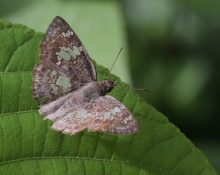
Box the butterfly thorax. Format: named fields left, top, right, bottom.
left=71, top=80, right=116, bottom=103
left=98, top=79, right=116, bottom=94
left=79, top=80, right=116, bottom=100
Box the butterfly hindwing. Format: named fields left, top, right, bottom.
left=32, top=16, right=97, bottom=102
left=49, top=95, right=139, bottom=135
left=87, top=95, right=139, bottom=134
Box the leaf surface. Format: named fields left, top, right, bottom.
left=0, top=20, right=217, bottom=175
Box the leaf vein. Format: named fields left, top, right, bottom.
left=0, top=156, right=174, bottom=174
left=0, top=74, right=3, bottom=114
left=4, top=32, right=35, bottom=72
left=0, top=110, right=38, bottom=117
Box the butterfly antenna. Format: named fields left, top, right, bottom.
left=113, top=86, right=151, bottom=93
left=108, top=47, right=123, bottom=80
left=108, top=48, right=151, bottom=93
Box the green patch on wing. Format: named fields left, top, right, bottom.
left=56, top=76, right=71, bottom=87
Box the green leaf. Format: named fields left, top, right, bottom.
left=0, top=20, right=217, bottom=175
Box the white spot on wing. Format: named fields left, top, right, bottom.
left=56, top=76, right=71, bottom=87
left=80, top=118, right=84, bottom=123
left=110, top=115, right=115, bottom=120
left=114, top=107, right=121, bottom=113
left=79, top=46, right=83, bottom=51
left=56, top=46, right=82, bottom=61
left=73, top=46, right=81, bottom=55
left=110, top=108, right=116, bottom=115
left=56, top=60, right=61, bottom=65
left=62, top=32, right=67, bottom=37
left=76, top=109, right=88, bottom=118
left=110, top=107, right=121, bottom=116
left=86, top=113, right=92, bottom=118
left=62, top=30, right=74, bottom=38
left=56, top=50, right=71, bottom=61
left=95, top=117, right=101, bottom=120
left=128, top=116, right=132, bottom=120
left=104, top=112, right=111, bottom=121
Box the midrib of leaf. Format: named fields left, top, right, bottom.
left=0, top=156, right=174, bottom=173
left=0, top=71, right=32, bottom=74
left=4, top=31, right=36, bottom=72
left=0, top=110, right=38, bottom=117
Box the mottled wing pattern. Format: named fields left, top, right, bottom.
left=33, top=64, right=77, bottom=102
left=33, top=16, right=139, bottom=135
left=87, top=95, right=139, bottom=134
left=32, top=16, right=97, bottom=103
left=50, top=95, right=139, bottom=135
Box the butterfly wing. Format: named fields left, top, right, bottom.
left=32, top=16, right=97, bottom=103
left=33, top=16, right=139, bottom=135
left=87, top=95, right=139, bottom=135
left=49, top=95, right=139, bottom=135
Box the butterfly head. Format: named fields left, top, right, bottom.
left=102, top=79, right=116, bottom=93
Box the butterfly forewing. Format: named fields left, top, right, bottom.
left=33, top=16, right=97, bottom=102
left=33, top=64, right=77, bottom=101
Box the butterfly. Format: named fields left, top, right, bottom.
left=32, top=16, right=139, bottom=135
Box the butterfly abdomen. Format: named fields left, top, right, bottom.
left=39, top=80, right=113, bottom=119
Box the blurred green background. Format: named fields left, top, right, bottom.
left=0, top=0, right=219, bottom=173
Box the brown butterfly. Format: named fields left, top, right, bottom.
left=32, top=16, right=139, bottom=135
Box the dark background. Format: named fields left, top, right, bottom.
left=0, top=0, right=219, bottom=173
left=122, top=0, right=220, bottom=172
